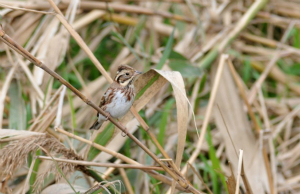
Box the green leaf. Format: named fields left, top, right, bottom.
left=206, top=127, right=228, bottom=194
left=194, top=73, right=207, bottom=113
left=87, top=123, right=115, bottom=161
left=128, top=16, right=147, bottom=45
left=157, top=98, right=175, bottom=153
left=293, top=28, right=300, bottom=49
left=169, top=60, right=201, bottom=77
left=67, top=90, right=77, bottom=129
left=135, top=74, right=159, bottom=100
left=156, top=27, right=176, bottom=69
left=29, top=150, right=41, bottom=193
left=200, top=154, right=219, bottom=193
left=9, top=80, right=26, bottom=130
left=242, top=59, right=251, bottom=83
left=169, top=50, right=188, bottom=60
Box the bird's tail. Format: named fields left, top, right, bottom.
left=89, top=120, right=104, bottom=130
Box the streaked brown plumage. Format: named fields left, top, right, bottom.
left=89, top=65, right=142, bottom=130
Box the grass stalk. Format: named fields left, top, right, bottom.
left=38, top=156, right=164, bottom=171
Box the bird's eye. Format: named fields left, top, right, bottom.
left=126, top=73, right=129, bottom=75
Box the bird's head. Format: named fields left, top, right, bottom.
left=114, top=65, right=142, bottom=87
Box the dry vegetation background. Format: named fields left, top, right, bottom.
left=0, top=0, right=300, bottom=193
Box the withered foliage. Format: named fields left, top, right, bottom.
left=0, top=134, right=89, bottom=191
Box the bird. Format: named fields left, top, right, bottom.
left=89, top=65, right=142, bottom=133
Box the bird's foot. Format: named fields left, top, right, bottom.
left=117, top=121, right=128, bottom=137
left=121, top=128, right=128, bottom=137
left=105, top=113, right=111, bottom=121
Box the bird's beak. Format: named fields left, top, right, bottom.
left=134, top=71, right=143, bottom=76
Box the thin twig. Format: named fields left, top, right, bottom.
left=37, top=156, right=164, bottom=171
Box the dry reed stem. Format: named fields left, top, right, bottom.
left=1, top=0, right=194, bottom=23
left=101, top=159, right=121, bottom=179
left=227, top=59, right=260, bottom=135
left=37, top=156, right=163, bottom=171
left=181, top=54, right=228, bottom=175
left=119, top=168, right=134, bottom=194
left=0, top=3, right=54, bottom=15
left=258, top=90, right=277, bottom=194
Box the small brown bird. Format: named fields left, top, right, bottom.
left=90, top=65, right=142, bottom=131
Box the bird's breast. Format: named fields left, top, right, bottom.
left=106, top=88, right=135, bottom=118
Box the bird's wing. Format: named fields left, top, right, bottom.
left=99, top=89, right=111, bottom=107
left=98, top=82, right=121, bottom=110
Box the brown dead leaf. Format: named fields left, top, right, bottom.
left=213, top=64, right=269, bottom=193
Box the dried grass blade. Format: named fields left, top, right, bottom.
left=29, top=86, right=63, bottom=131
left=54, top=86, right=66, bottom=128
left=213, top=61, right=267, bottom=193
left=0, top=66, right=16, bottom=128
left=119, top=168, right=134, bottom=194
left=21, top=157, right=36, bottom=194
left=235, top=150, right=243, bottom=194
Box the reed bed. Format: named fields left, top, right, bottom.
left=0, top=0, right=300, bottom=193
